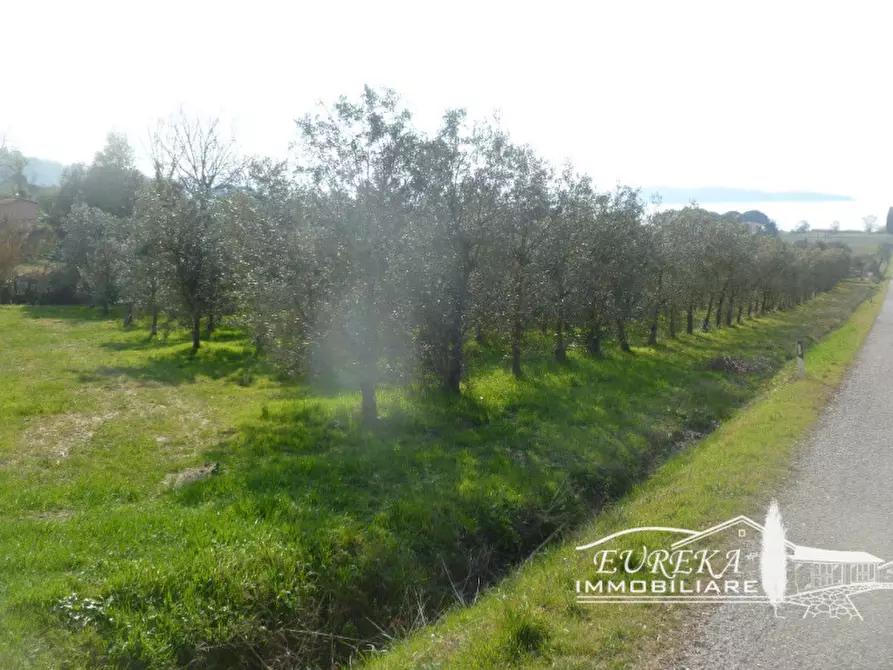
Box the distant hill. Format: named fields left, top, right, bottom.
left=23, top=157, right=65, bottom=187
left=647, top=187, right=854, bottom=205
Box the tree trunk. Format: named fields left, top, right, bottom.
left=648, top=271, right=663, bottom=346
left=737, top=302, right=744, bottom=324
left=150, top=308, right=159, bottom=338
left=555, top=274, right=567, bottom=363
left=191, top=314, right=201, bottom=352
left=703, top=295, right=714, bottom=331
left=511, top=317, right=523, bottom=377
left=360, top=378, right=378, bottom=426
left=715, top=293, right=725, bottom=328
left=747, top=298, right=753, bottom=319
left=206, top=313, right=215, bottom=337
left=648, top=307, right=659, bottom=346
left=725, top=294, right=735, bottom=327
left=445, top=275, right=468, bottom=395
left=687, top=303, right=694, bottom=334
left=123, top=303, right=133, bottom=328
left=475, top=324, right=485, bottom=345
left=586, top=320, right=603, bottom=358
left=511, top=255, right=525, bottom=376
left=555, top=318, right=566, bottom=362
left=616, top=318, right=631, bottom=352
left=445, top=335, right=462, bottom=394
left=669, top=308, right=677, bottom=339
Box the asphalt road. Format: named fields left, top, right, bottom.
left=675, top=287, right=893, bottom=670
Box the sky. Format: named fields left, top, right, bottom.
left=3, top=0, right=892, bottom=202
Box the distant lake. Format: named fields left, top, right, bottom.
left=653, top=200, right=890, bottom=232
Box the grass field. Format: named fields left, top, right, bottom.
left=0, top=279, right=879, bottom=668
left=784, top=230, right=893, bottom=255
left=368, top=276, right=890, bottom=669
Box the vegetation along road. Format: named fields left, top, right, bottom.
left=677, top=268, right=893, bottom=667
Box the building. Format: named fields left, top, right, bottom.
left=0, top=196, right=38, bottom=228
left=670, top=515, right=887, bottom=593
left=790, top=546, right=884, bottom=591
left=877, top=561, right=893, bottom=582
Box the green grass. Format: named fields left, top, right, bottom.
left=0, top=279, right=879, bottom=669
left=784, top=230, right=893, bottom=255
left=367, top=278, right=890, bottom=669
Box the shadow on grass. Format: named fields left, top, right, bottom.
left=88, top=342, right=271, bottom=385
left=21, top=305, right=120, bottom=322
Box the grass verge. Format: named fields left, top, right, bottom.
left=0, top=279, right=880, bottom=668
left=366, top=278, right=890, bottom=669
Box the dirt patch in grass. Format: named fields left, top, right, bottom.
left=19, top=411, right=119, bottom=461
left=704, top=354, right=772, bottom=375
left=26, top=509, right=74, bottom=522
left=163, top=462, right=220, bottom=488
left=12, top=376, right=216, bottom=468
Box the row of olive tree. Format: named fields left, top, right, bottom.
left=54, top=89, right=854, bottom=424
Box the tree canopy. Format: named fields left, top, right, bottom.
left=8, top=89, right=858, bottom=424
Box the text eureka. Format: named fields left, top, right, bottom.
left=575, top=546, right=760, bottom=595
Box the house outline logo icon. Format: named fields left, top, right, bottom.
left=574, top=502, right=893, bottom=620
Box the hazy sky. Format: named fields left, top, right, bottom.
left=4, top=1, right=891, bottom=200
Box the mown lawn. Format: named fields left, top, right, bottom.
left=0, top=280, right=877, bottom=669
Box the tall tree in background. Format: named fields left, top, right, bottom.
left=60, top=204, right=122, bottom=312
left=46, top=164, right=88, bottom=235
left=7, top=153, right=28, bottom=198
left=82, top=133, right=144, bottom=217
left=0, top=142, right=31, bottom=297
left=0, top=142, right=29, bottom=197
left=148, top=114, right=242, bottom=351
left=120, top=185, right=171, bottom=334
left=0, top=218, right=30, bottom=300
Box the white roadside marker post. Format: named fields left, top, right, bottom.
left=797, top=340, right=805, bottom=380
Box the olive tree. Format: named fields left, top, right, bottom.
left=147, top=114, right=242, bottom=351
left=412, top=112, right=512, bottom=392
left=60, top=204, right=122, bottom=312
left=294, top=87, right=419, bottom=424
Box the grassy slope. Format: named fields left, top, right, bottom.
left=368, top=278, right=890, bottom=669
left=784, top=230, right=893, bottom=255
left=0, top=280, right=878, bottom=669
